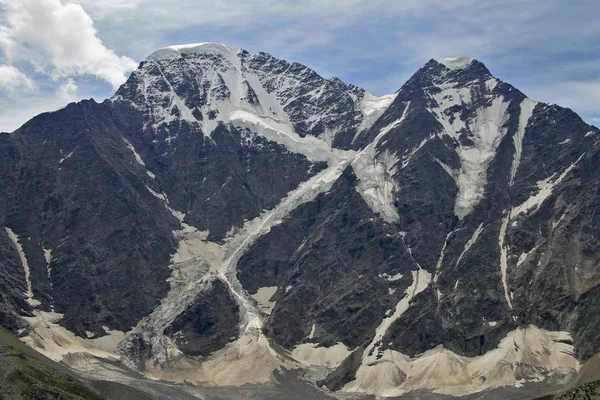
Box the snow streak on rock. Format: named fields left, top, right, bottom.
left=498, top=215, right=513, bottom=310
left=510, top=152, right=586, bottom=219
left=4, top=227, right=40, bottom=307
left=345, top=268, right=431, bottom=393
left=509, top=99, right=537, bottom=186
left=123, top=137, right=156, bottom=179
left=456, top=222, right=484, bottom=266
left=43, top=248, right=54, bottom=311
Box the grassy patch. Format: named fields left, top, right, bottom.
left=556, top=381, right=600, bottom=400
left=0, top=327, right=104, bottom=399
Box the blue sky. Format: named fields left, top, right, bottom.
left=0, top=0, right=599, bottom=132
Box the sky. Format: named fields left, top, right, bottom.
left=0, top=0, right=599, bottom=132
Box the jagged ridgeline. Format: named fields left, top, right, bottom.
left=0, top=43, right=599, bottom=399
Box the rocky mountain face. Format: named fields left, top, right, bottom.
left=0, top=44, right=598, bottom=398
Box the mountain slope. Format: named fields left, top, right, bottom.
left=0, top=44, right=598, bottom=399
left=0, top=327, right=104, bottom=400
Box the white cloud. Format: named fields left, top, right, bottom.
left=0, top=0, right=137, bottom=88
left=0, top=64, right=35, bottom=93
left=57, top=78, right=78, bottom=102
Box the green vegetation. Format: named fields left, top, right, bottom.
left=554, top=381, right=600, bottom=400
left=0, top=327, right=104, bottom=400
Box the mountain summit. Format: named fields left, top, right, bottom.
left=0, top=44, right=599, bottom=399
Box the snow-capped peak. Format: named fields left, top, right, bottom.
left=434, top=56, right=474, bottom=70
left=118, top=43, right=386, bottom=147
left=147, top=42, right=238, bottom=61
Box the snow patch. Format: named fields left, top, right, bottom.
left=434, top=57, right=474, bottom=70
left=517, top=243, right=540, bottom=269
left=144, top=184, right=185, bottom=222
left=59, top=149, right=75, bottom=164
left=147, top=42, right=236, bottom=61
left=552, top=213, right=566, bottom=231
left=43, top=248, right=52, bottom=265
left=401, top=134, right=434, bottom=169
left=308, top=323, right=316, bottom=340
left=433, top=230, right=455, bottom=286
left=380, top=272, right=403, bottom=282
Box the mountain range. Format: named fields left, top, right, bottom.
left=0, top=42, right=599, bottom=399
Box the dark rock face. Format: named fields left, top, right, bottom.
left=157, top=123, right=324, bottom=241
left=0, top=101, right=178, bottom=337
left=239, top=168, right=414, bottom=349
left=164, top=279, right=239, bottom=357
